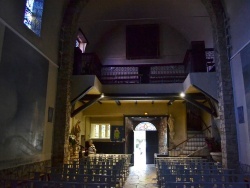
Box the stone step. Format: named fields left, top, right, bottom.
left=188, top=137, right=205, bottom=142
left=186, top=142, right=205, bottom=147
left=173, top=130, right=207, bottom=157
left=187, top=131, right=203, bottom=134
left=182, top=150, right=193, bottom=155
left=183, top=146, right=204, bottom=151
left=188, top=134, right=204, bottom=138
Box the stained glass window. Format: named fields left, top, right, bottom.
left=135, top=122, right=157, bottom=131
left=24, top=0, right=44, bottom=36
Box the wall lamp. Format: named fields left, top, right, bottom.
left=167, top=99, right=174, bottom=106
left=180, top=92, right=186, bottom=98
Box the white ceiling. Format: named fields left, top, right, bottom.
left=78, top=0, right=213, bottom=51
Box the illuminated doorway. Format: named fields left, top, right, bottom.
left=134, top=122, right=157, bottom=165
left=134, top=131, right=146, bottom=165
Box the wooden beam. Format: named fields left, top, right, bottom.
left=71, top=86, right=93, bottom=105
left=71, top=94, right=102, bottom=117
left=182, top=95, right=218, bottom=117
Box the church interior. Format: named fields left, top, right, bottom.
left=1, top=0, right=250, bottom=187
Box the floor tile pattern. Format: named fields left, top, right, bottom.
left=123, top=164, right=158, bottom=188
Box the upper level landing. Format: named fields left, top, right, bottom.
left=71, top=41, right=217, bottom=117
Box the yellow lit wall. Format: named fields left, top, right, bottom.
left=79, top=101, right=187, bottom=145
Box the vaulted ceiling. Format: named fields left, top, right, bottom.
left=78, top=0, right=213, bottom=52
left=73, top=0, right=215, bottom=117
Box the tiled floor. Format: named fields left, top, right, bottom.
left=123, top=164, right=158, bottom=188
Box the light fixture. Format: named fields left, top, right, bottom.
left=167, top=99, right=174, bottom=106
left=144, top=112, right=148, bottom=115
left=180, top=92, right=185, bottom=98
left=167, top=101, right=173, bottom=106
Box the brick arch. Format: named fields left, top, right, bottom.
left=53, top=0, right=238, bottom=168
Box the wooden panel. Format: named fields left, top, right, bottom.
left=146, top=131, right=158, bottom=164
left=190, top=41, right=207, bottom=72
left=86, top=141, right=125, bottom=154
left=126, top=24, right=160, bottom=59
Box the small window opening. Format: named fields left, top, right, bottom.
left=23, top=0, right=44, bottom=36
left=76, top=29, right=88, bottom=53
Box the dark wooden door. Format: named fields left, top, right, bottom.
left=146, top=131, right=158, bottom=164
left=128, top=130, right=134, bottom=165
left=190, top=41, right=207, bottom=72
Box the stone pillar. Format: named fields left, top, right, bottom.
left=201, top=0, right=239, bottom=169
left=52, top=0, right=90, bottom=167
left=158, top=117, right=168, bottom=154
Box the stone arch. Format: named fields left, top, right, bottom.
left=201, top=0, right=239, bottom=169
left=52, top=0, right=90, bottom=166
left=53, top=0, right=238, bottom=169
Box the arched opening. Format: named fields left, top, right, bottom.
left=134, top=122, right=158, bottom=165
left=54, top=0, right=238, bottom=169
left=134, top=122, right=157, bottom=131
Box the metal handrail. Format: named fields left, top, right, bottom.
left=190, top=111, right=211, bottom=134
left=77, top=48, right=214, bottom=84
left=169, top=125, right=211, bottom=151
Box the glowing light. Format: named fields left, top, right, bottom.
left=180, top=92, right=185, bottom=98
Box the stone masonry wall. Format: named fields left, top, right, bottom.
left=158, top=117, right=168, bottom=154
left=201, top=0, right=239, bottom=169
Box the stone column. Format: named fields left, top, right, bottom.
left=201, top=0, right=239, bottom=169
left=52, top=0, right=90, bottom=167
left=158, top=117, right=168, bottom=154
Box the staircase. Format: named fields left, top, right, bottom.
left=180, top=131, right=206, bottom=156
left=169, top=130, right=208, bottom=157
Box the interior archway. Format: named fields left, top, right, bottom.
left=52, top=0, right=238, bottom=169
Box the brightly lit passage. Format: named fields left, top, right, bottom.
left=134, top=131, right=146, bottom=165
left=134, top=122, right=157, bottom=165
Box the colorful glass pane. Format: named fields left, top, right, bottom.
left=23, top=0, right=44, bottom=36
left=135, top=122, right=157, bottom=131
